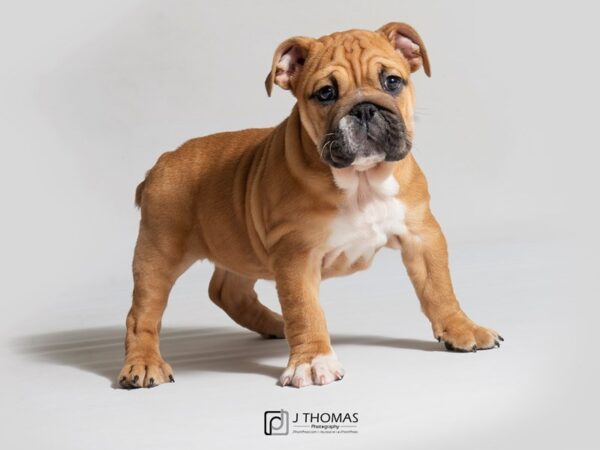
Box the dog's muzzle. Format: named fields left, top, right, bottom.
left=321, top=102, right=411, bottom=169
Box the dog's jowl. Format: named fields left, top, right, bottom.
left=118, top=23, right=502, bottom=389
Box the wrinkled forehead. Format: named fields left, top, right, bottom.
left=304, top=30, right=411, bottom=93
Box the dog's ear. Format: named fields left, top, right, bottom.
left=377, top=22, right=431, bottom=77
left=265, top=37, right=313, bottom=97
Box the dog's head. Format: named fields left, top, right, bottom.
left=265, top=23, right=430, bottom=171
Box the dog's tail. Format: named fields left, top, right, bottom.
left=134, top=175, right=148, bottom=208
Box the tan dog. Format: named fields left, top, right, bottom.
left=118, top=23, right=502, bottom=389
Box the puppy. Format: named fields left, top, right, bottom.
left=118, top=22, right=502, bottom=389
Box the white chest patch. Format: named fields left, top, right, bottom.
left=324, top=167, right=407, bottom=268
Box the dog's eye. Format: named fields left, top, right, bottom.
left=382, top=75, right=404, bottom=93
left=314, top=85, right=337, bottom=104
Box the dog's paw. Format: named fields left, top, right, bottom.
left=118, top=357, right=175, bottom=389
left=280, top=352, right=345, bottom=388
left=435, top=312, right=503, bottom=352
left=260, top=318, right=285, bottom=339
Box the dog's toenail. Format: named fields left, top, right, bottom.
left=148, top=378, right=155, bottom=387
left=132, top=375, right=139, bottom=384
left=498, top=335, right=504, bottom=341
left=471, top=345, right=477, bottom=352
left=169, top=375, right=175, bottom=383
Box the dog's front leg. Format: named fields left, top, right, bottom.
left=274, top=251, right=344, bottom=387
left=400, top=209, right=503, bottom=351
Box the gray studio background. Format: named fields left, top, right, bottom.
left=1, top=1, right=598, bottom=449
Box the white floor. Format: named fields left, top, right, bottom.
left=1, top=233, right=597, bottom=449
left=3, top=1, right=600, bottom=448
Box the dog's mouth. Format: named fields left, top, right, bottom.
left=320, top=102, right=411, bottom=169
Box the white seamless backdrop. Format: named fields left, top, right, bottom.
left=1, top=1, right=598, bottom=449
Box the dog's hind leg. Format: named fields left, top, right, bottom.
left=208, top=267, right=285, bottom=338
left=118, top=225, right=195, bottom=389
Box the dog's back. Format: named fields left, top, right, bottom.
left=134, top=127, right=274, bottom=209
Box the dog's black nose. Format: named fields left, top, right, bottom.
left=349, top=102, right=378, bottom=124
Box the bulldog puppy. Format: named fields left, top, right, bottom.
left=118, top=23, right=502, bottom=389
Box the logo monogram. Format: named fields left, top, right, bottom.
left=264, top=410, right=289, bottom=435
